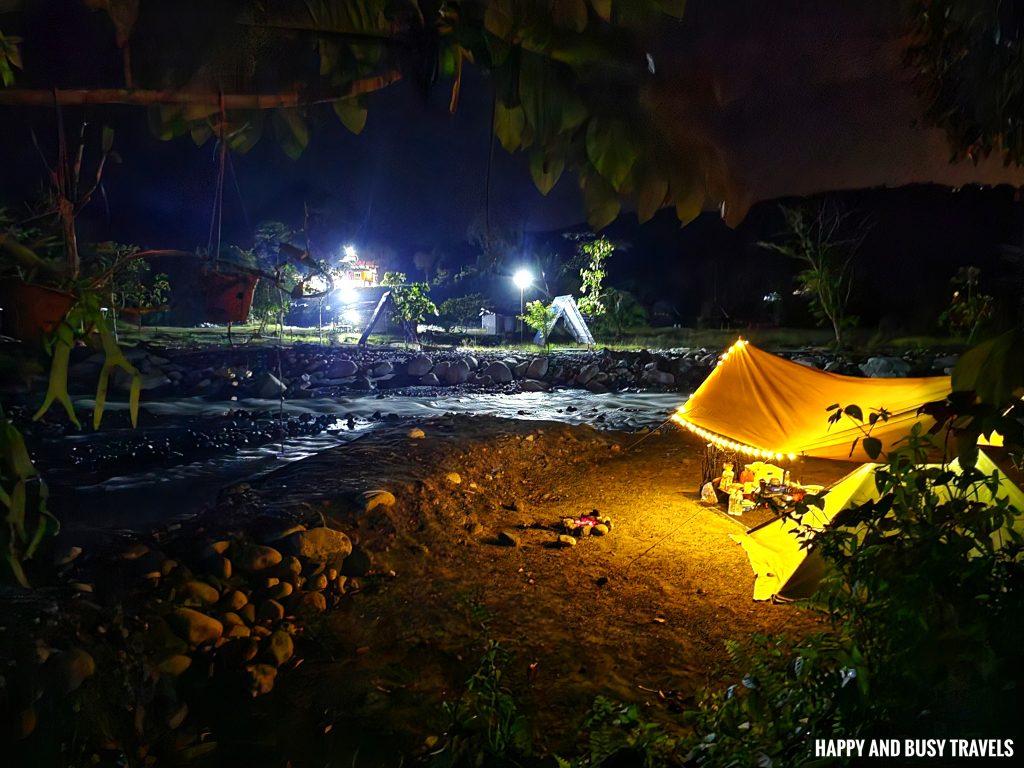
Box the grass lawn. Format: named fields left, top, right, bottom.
left=114, top=322, right=968, bottom=355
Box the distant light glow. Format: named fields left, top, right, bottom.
left=306, top=274, right=330, bottom=294
left=334, top=284, right=358, bottom=304
left=513, top=269, right=533, bottom=290
left=342, top=244, right=358, bottom=263
left=342, top=308, right=361, bottom=324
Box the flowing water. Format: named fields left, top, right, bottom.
left=54, top=390, right=687, bottom=532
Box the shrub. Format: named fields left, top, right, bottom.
left=438, top=293, right=491, bottom=332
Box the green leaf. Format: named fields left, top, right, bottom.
left=226, top=116, right=264, bottom=154
left=585, top=118, right=636, bottom=191
left=634, top=167, right=668, bottom=223
left=559, top=90, right=588, bottom=132
left=951, top=327, right=1024, bottom=407
left=484, top=0, right=515, bottom=40
left=589, top=0, right=612, bottom=22
left=318, top=37, right=340, bottom=76
left=657, top=0, right=688, bottom=18
left=862, top=437, right=883, bottom=461
left=190, top=122, right=213, bottom=147
left=581, top=170, right=620, bottom=230
left=101, top=126, right=115, bottom=153
left=272, top=109, right=309, bottom=159
left=494, top=101, right=526, bottom=152
left=333, top=98, right=368, bottom=135
left=552, top=0, right=589, bottom=32
left=674, top=187, right=703, bottom=225
left=529, top=146, right=565, bottom=195
left=3, top=551, right=30, bottom=588
left=148, top=105, right=188, bottom=141
left=519, top=52, right=561, bottom=140
left=843, top=404, right=864, bottom=422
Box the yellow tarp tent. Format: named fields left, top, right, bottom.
left=731, top=451, right=1024, bottom=601
left=673, top=340, right=952, bottom=462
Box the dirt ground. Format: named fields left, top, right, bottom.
left=225, top=415, right=846, bottom=765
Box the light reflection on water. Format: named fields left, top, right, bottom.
left=62, top=390, right=687, bottom=531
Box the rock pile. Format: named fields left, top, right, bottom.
left=51, top=342, right=962, bottom=403
left=6, top=520, right=365, bottom=759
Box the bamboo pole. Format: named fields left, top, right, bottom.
left=0, top=72, right=402, bottom=108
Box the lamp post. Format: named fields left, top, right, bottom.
left=512, top=269, right=533, bottom=345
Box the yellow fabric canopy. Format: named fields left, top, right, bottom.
left=731, top=451, right=1024, bottom=601
left=673, top=340, right=952, bottom=461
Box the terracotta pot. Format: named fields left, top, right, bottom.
left=0, top=279, right=76, bottom=344
left=202, top=272, right=259, bottom=324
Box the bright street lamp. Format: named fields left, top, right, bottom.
left=512, top=269, right=533, bottom=344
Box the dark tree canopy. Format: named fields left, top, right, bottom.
left=908, top=0, right=1024, bottom=166
left=0, top=0, right=705, bottom=230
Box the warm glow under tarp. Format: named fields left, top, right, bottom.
left=732, top=451, right=1024, bottom=602
left=673, top=340, right=952, bottom=462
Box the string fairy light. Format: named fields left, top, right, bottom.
left=673, top=338, right=799, bottom=462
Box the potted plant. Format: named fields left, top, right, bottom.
left=199, top=246, right=261, bottom=324
left=0, top=126, right=174, bottom=428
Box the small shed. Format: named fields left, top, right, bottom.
left=481, top=311, right=516, bottom=335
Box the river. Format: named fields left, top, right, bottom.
left=52, top=390, right=688, bottom=532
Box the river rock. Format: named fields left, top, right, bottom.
left=234, top=545, right=283, bottom=572
left=265, top=630, right=294, bottom=666
left=497, top=530, right=520, bottom=547
left=521, top=379, right=549, bottom=392
left=556, top=534, right=577, bottom=548
left=514, top=361, right=530, bottom=378
left=372, top=361, right=394, bottom=377
left=859, top=356, right=911, bottom=378
left=419, top=373, right=440, bottom=386
left=586, top=379, right=609, bottom=394
left=180, top=580, right=220, bottom=605
left=283, top=527, right=353, bottom=563
left=300, top=591, right=328, bottom=613
left=54, top=647, right=96, bottom=694
left=433, top=361, right=450, bottom=379
left=158, top=654, right=193, bottom=676
left=526, top=357, right=549, bottom=379
left=407, top=354, right=433, bottom=376
left=483, top=361, right=513, bottom=383
left=576, top=363, right=600, bottom=385
left=445, top=359, right=471, bottom=385
left=169, top=608, right=224, bottom=646
left=257, top=599, right=285, bottom=622
left=265, top=582, right=293, bottom=601
left=342, top=546, right=372, bottom=576
left=326, top=359, right=358, bottom=378
left=246, top=663, right=278, bottom=696
left=641, top=369, right=675, bottom=386
left=362, top=489, right=396, bottom=511
left=253, top=372, right=287, bottom=398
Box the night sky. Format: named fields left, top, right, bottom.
left=2, top=1, right=1024, bottom=327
